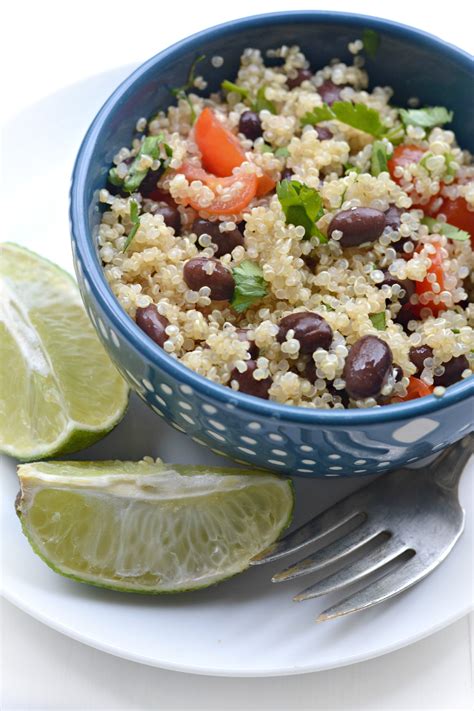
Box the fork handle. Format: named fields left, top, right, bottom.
left=433, top=435, right=473, bottom=489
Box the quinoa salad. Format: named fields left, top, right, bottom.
left=98, top=39, right=474, bottom=409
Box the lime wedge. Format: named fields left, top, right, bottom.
left=17, top=460, right=294, bottom=593
left=0, top=243, right=128, bottom=460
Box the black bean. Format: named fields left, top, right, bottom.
left=328, top=207, right=386, bottom=247
left=409, top=345, right=434, bottom=377
left=237, top=221, right=246, bottom=234
left=183, top=258, right=234, bottom=301
left=303, top=255, right=317, bottom=271
left=235, top=328, right=259, bottom=359
left=230, top=360, right=272, bottom=399
left=287, top=68, right=313, bottom=89
left=433, top=355, right=469, bottom=387
left=238, top=111, right=262, bottom=140
left=318, top=79, right=346, bottom=106
left=277, top=312, right=333, bottom=354
left=391, top=236, right=414, bottom=254
left=343, top=335, right=393, bottom=400
left=280, top=168, right=294, bottom=181
left=155, top=203, right=181, bottom=233
left=303, top=359, right=317, bottom=384
left=382, top=272, right=415, bottom=305
left=193, top=218, right=244, bottom=258
left=135, top=305, right=169, bottom=347
left=327, top=381, right=350, bottom=408
left=384, top=205, right=403, bottom=230
left=394, top=304, right=417, bottom=332
left=139, top=168, right=163, bottom=197
left=315, top=126, right=333, bottom=141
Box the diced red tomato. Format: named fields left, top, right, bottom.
left=437, top=196, right=474, bottom=247
left=256, top=173, right=276, bottom=197
left=388, top=145, right=442, bottom=214
left=413, top=243, right=447, bottom=318
left=388, top=145, right=425, bottom=183
left=194, top=107, right=246, bottom=177
left=178, top=161, right=257, bottom=215
left=392, top=376, right=433, bottom=402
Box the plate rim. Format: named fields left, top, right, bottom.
left=2, top=589, right=472, bottom=677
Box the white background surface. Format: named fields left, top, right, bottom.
left=1, top=0, right=473, bottom=708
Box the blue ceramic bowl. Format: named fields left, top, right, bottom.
left=70, top=11, right=474, bottom=477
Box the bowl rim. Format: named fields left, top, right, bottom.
left=70, top=10, right=474, bottom=427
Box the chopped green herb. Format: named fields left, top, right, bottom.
left=108, top=167, right=124, bottom=187
left=171, top=54, right=206, bottom=124
left=301, top=104, right=335, bottom=126
left=274, top=146, right=290, bottom=158
left=369, top=311, right=386, bottom=330
left=451, top=328, right=461, bottom=334
left=323, top=303, right=336, bottom=312
left=421, top=217, right=470, bottom=242
left=331, top=101, right=387, bottom=137
left=277, top=179, right=326, bottom=242
left=260, top=143, right=274, bottom=154
left=116, top=135, right=172, bottom=193
left=123, top=200, right=140, bottom=252
left=302, top=101, right=387, bottom=138
left=370, top=140, right=391, bottom=176
left=362, top=29, right=380, bottom=59
left=344, top=163, right=361, bottom=175
left=399, top=106, right=453, bottom=129
left=231, top=260, right=268, bottom=313
left=172, top=54, right=206, bottom=96
left=384, top=124, right=405, bottom=146
left=221, top=80, right=250, bottom=99
left=253, top=86, right=276, bottom=114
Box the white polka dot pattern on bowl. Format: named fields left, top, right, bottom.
left=72, top=292, right=452, bottom=478
left=393, top=418, right=439, bottom=443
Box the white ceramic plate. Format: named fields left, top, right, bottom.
left=1, top=67, right=473, bottom=677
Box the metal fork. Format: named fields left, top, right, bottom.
left=251, top=436, right=473, bottom=622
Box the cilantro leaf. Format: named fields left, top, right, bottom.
left=399, top=106, right=453, bottom=129
left=221, top=80, right=249, bottom=99
left=260, top=143, right=274, bottom=154
left=302, top=101, right=387, bottom=137
left=370, top=140, right=391, bottom=176
left=231, top=260, right=268, bottom=313
left=362, top=29, right=380, bottom=59
left=277, top=179, right=326, bottom=241
left=123, top=200, right=140, bottom=252
left=331, top=101, right=387, bottom=137
left=421, top=217, right=470, bottom=242
left=369, top=312, right=386, bottom=330
left=274, top=146, right=290, bottom=158
left=119, top=135, right=172, bottom=193
left=301, top=104, right=335, bottom=126
left=253, top=86, right=276, bottom=114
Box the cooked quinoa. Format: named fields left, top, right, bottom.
left=98, top=42, right=474, bottom=409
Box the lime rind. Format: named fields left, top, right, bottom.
left=17, top=461, right=294, bottom=594
left=0, top=242, right=128, bottom=460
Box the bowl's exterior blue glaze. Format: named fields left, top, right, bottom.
left=70, top=12, right=474, bottom=477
